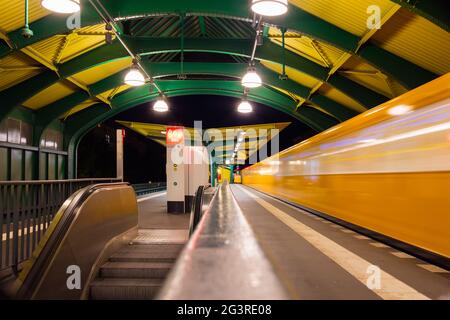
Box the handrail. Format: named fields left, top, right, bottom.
left=0, top=178, right=120, bottom=185
left=188, top=184, right=216, bottom=237
left=188, top=186, right=205, bottom=237
left=158, top=183, right=289, bottom=299
left=0, top=178, right=121, bottom=270
left=131, top=182, right=167, bottom=196
left=4, top=182, right=137, bottom=299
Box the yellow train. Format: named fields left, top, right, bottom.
left=242, top=73, right=450, bottom=258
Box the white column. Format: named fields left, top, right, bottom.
left=166, top=127, right=186, bottom=213
left=116, top=129, right=124, bottom=181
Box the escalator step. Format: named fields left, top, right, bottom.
left=90, top=278, right=164, bottom=300
left=100, top=262, right=173, bottom=279
left=109, top=244, right=183, bottom=262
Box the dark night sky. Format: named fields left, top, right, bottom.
left=78, top=95, right=316, bottom=183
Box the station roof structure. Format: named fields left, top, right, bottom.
left=0, top=0, right=449, bottom=139
left=116, top=120, right=290, bottom=163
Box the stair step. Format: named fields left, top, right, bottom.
left=109, top=252, right=177, bottom=263
left=100, top=262, right=173, bottom=279
left=111, top=243, right=184, bottom=262
left=90, top=278, right=164, bottom=300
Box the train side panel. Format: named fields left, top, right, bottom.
left=243, top=74, right=450, bottom=258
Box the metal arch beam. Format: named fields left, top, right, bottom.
left=3, top=1, right=436, bottom=90
left=390, top=0, right=449, bottom=32
left=110, top=80, right=338, bottom=131
left=0, top=37, right=375, bottom=123
left=65, top=80, right=339, bottom=150
left=64, top=80, right=340, bottom=177
left=5, top=0, right=356, bottom=53
left=34, top=62, right=356, bottom=144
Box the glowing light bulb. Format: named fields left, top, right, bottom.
left=251, top=0, right=288, bottom=17
left=237, top=101, right=253, bottom=113
left=242, top=69, right=262, bottom=88
left=41, top=0, right=80, bottom=14
left=124, top=67, right=145, bottom=86
left=153, top=99, right=169, bottom=112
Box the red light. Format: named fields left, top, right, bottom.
left=166, top=126, right=185, bottom=146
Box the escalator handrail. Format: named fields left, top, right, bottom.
left=15, top=183, right=129, bottom=299
left=188, top=186, right=205, bottom=237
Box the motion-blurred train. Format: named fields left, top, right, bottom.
left=242, top=73, right=450, bottom=259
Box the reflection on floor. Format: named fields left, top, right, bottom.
left=138, top=192, right=190, bottom=229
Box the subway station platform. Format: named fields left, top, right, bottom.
left=230, top=185, right=450, bottom=300
left=0, top=0, right=449, bottom=305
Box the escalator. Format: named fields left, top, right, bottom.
left=0, top=182, right=214, bottom=300
left=90, top=242, right=184, bottom=300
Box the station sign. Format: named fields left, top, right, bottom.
left=166, top=126, right=185, bottom=146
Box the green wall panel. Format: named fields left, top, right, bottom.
left=39, top=152, right=47, bottom=180
left=24, top=150, right=35, bottom=180
left=48, top=153, right=56, bottom=180
left=58, top=155, right=66, bottom=180
left=0, top=147, right=7, bottom=180
left=10, top=149, right=23, bottom=181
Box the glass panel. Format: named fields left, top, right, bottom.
left=40, top=129, right=63, bottom=150
left=21, top=121, right=33, bottom=145
left=7, top=118, right=21, bottom=144
left=0, top=120, right=7, bottom=142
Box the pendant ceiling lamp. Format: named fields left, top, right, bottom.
left=237, top=101, right=253, bottom=113
left=154, top=98, right=169, bottom=113
left=41, top=0, right=80, bottom=14
left=251, top=0, right=288, bottom=17
left=242, top=68, right=262, bottom=88
left=124, top=66, right=146, bottom=87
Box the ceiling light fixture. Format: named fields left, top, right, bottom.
left=242, top=67, right=262, bottom=88
left=153, top=97, right=169, bottom=113
left=124, top=63, right=146, bottom=87
left=251, top=0, right=288, bottom=17
left=41, top=0, right=80, bottom=14
left=237, top=100, right=253, bottom=113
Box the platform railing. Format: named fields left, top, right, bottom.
left=0, top=178, right=120, bottom=271
left=131, top=182, right=167, bottom=197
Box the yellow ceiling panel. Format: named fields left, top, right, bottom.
left=262, top=60, right=320, bottom=89
left=371, top=8, right=450, bottom=75
left=63, top=99, right=100, bottom=118
left=0, top=0, right=49, bottom=34
left=23, top=80, right=78, bottom=110
left=98, top=85, right=131, bottom=101
left=268, top=28, right=345, bottom=68
left=318, top=83, right=366, bottom=113
left=0, top=52, right=42, bottom=91
left=340, top=56, right=408, bottom=98
left=26, top=24, right=110, bottom=67
left=27, top=34, right=66, bottom=64
left=58, top=24, right=110, bottom=64
left=289, top=0, right=397, bottom=37
left=71, top=57, right=132, bottom=86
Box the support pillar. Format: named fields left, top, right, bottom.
left=166, top=127, right=185, bottom=213
left=116, top=129, right=124, bottom=181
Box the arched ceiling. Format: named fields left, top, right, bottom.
left=0, top=0, right=449, bottom=145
